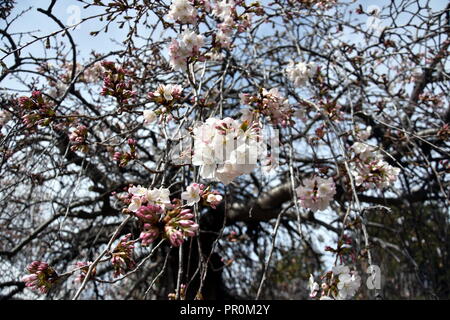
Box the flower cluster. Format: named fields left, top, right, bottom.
left=296, top=176, right=336, bottom=212
left=127, top=185, right=171, bottom=212
left=181, top=182, right=223, bottom=208
left=113, top=138, right=138, bottom=167
left=163, top=207, right=199, bottom=247
left=18, top=91, right=56, bottom=128
left=318, top=99, right=343, bottom=121
left=136, top=204, right=163, bottom=246
left=126, top=185, right=199, bottom=247
left=192, top=117, right=264, bottom=184
left=143, top=84, right=184, bottom=124
left=285, top=61, right=318, bottom=87
left=21, top=261, right=59, bottom=294
left=167, top=0, right=198, bottom=24
left=350, top=140, right=400, bottom=190
left=212, top=0, right=236, bottom=48
left=240, top=88, right=293, bottom=126
left=211, top=0, right=254, bottom=49
left=169, top=30, right=205, bottom=71
left=100, top=61, right=136, bottom=105
left=111, top=234, right=136, bottom=277
left=69, top=125, right=89, bottom=152
left=74, top=261, right=96, bottom=283
left=309, top=265, right=361, bottom=300
left=148, top=84, right=183, bottom=105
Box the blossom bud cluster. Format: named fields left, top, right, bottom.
left=309, top=265, right=361, bottom=300
left=21, top=261, right=59, bottom=294
left=113, top=138, right=137, bottom=167
left=18, top=91, right=56, bottom=128
left=74, top=261, right=96, bottom=283
left=163, top=207, right=199, bottom=247
left=126, top=185, right=200, bottom=247
left=69, top=124, right=89, bottom=152
left=100, top=61, right=136, bottom=105
left=111, top=233, right=136, bottom=277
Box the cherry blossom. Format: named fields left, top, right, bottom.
left=148, top=84, right=183, bottom=103
left=296, top=176, right=336, bottom=212
left=308, top=274, right=320, bottom=297
left=350, top=144, right=401, bottom=190
left=169, top=30, right=204, bottom=71
left=143, top=110, right=157, bottom=124
left=192, top=117, right=264, bottom=184
left=206, top=193, right=222, bottom=209
left=167, top=0, right=198, bottom=25
left=285, top=61, right=318, bottom=87
left=181, top=183, right=202, bottom=205
left=163, top=208, right=199, bottom=247
left=240, top=88, right=294, bottom=126
left=336, top=271, right=361, bottom=299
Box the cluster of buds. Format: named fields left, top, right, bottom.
left=136, top=204, right=164, bottom=246
left=124, top=185, right=200, bottom=247
left=240, top=88, right=294, bottom=127
left=113, top=138, right=137, bottom=167
left=317, top=99, right=343, bottom=121
left=148, top=84, right=183, bottom=108
left=100, top=61, right=136, bottom=105
left=111, top=234, right=136, bottom=277
left=74, top=261, right=96, bottom=283
left=69, top=125, right=89, bottom=152
left=324, top=234, right=355, bottom=265
left=163, top=207, right=199, bottom=247
left=21, top=261, right=59, bottom=294
left=181, top=183, right=223, bottom=209
left=18, top=91, right=56, bottom=128
left=309, top=265, right=361, bottom=300
left=137, top=205, right=199, bottom=247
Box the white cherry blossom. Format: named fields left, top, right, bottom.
left=181, top=184, right=202, bottom=205
left=296, top=176, right=336, bottom=212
